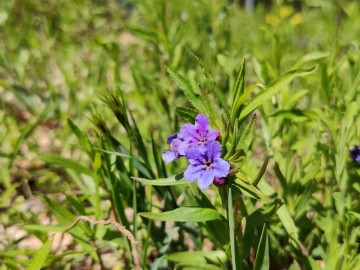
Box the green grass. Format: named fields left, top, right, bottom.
left=0, top=0, right=359, bottom=269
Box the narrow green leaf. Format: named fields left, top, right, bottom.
left=139, top=207, right=223, bottom=222
left=268, top=109, right=317, bottom=123
left=23, top=225, right=64, bottom=232
left=38, top=154, right=93, bottom=176
left=26, top=236, right=53, bottom=270
left=132, top=174, right=186, bottom=186
left=245, top=199, right=282, bottom=231
left=231, top=82, right=264, bottom=127
left=165, top=250, right=227, bottom=264
left=225, top=118, right=239, bottom=159
left=94, top=145, right=131, bottom=159
left=254, top=224, right=269, bottom=270
left=277, top=205, right=299, bottom=243
left=232, top=59, right=246, bottom=101
left=292, top=51, right=329, bottom=69
left=233, top=173, right=271, bottom=201
left=167, top=67, right=202, bottom=111
left=175, top=106, right=198, bottom=123
left=68, top=118, right=89, bottom=150
left=190, top=52, right=229, bottom=115
left=237, top=114, right=257, bottom=151
left=252, top=156, right=269, bottom=187
left=239, top=66, right=317, bottom=121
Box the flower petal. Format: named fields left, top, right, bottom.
left=195, top=114, right=209, bottom=132
left=204, top=141, right=222, bottom=160
left=184, top=163, right=205, bottom=182
left=162, top=149, right=177, bottom=164
left=180, top=123, right=200, bottom=140
left=197, top=169, right=215, bottom=189
left=167, top=133, right=178, bottom=144
left=185, top=145, right=206, bottom=163
left=206, top=129, right=220, bottom=141
left=212, top=158, right=230, bottom=177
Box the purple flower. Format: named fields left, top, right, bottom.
left=162, top=114, right=220, bottom=164
left=179, top=114, right=219, bottom=153
left=184, top=141, right=230, bottom=189
left=350, top=145, right=360, bottom=163
left=162, top=133, right=184, bottom=164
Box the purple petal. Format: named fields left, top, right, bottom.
left=195, top=114, right=209, bottom=132
left=212, top=158, right=230, bottom=177
left=162, top=149, right=177, bottom=164
left=167, top=133, right=178, bottom=144
left=180, top=123, right=200, bottom=141
left=204, top=141, right=222, bottom=160
left=177, top=140, right=190, bottom=156
left=206, top=129, right=220, bottom=141
left=184, top=163, right=205, bottom=182
left=171, top=138, right=183, bottom=153
left=184, top=145, right=206, bottom=163
left=197, top=169, right=215, bottom=189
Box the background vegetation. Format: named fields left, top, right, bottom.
left=0, top=0, right=359, bottom=269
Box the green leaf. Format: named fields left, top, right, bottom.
left=38, top=154, right=93, bottom=176
left=239, top=66, right=316, bottom=121
left=23, top=224, right=64, bottom=232
left=292, top=51, right=329, bottom=69
left=165, top=250, right=227, bottom=264
left=254, top=224, right=269, bottom=270
left=167, top=67, right=202, bottom=111
left=132, top=174, right=187, bottom=186
left=26, top=236, right=53, bottom=270
left=268, top=109, right=317, bottom=123
left=232, top=59, right=246, bottom=102
left=231, top=82, right=264, bottom=127
left=245, top=200, right=282, bottom=231
left=252, top=155, right=269, bottom=187
left=190, top=52, right=229, bottom=115
left=139, top=207, right=223, bottom=222
left=167, top=67, right=222, bottom=129
left=175, top=106, right=199, bottom=123
left=233, top=173, right=272, bottom=201
left=237, top=114, right=257, bottom=151
left=68, top=118, right=89, bottom=151
left=277, top=205, right=299, bottom=244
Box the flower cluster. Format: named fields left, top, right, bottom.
left=350, top=145, right=360, bottom=163
left=162, top=114, right=230, bottom=189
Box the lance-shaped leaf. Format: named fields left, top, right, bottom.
left=165, top=250, right=227, bottom=264
left=175, top=106, right=199, bottom=123
left=132, top=174, right=187, bottom=186
left=139, top=207, right=223, bottom=222
left=254, top=224, right=269, bottom=270
left=167, top=67, right=202, bottom=111
left=239, top=66, right=317, bottom=121
left=27, top=236, right=53, bottom=270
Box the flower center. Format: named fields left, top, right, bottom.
left=204, top=161, right=212, bottom=167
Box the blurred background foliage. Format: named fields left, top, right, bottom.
left=0, top=0, right=359, bottom=269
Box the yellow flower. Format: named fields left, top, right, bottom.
left=279, top=6, right=293, bottom=18
left=290, top=13, right=304, bottom=25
